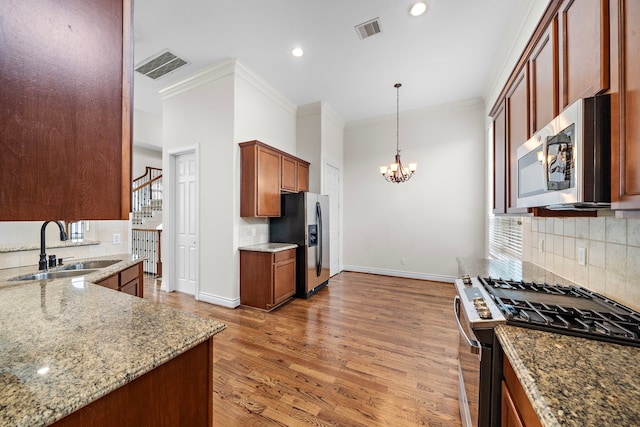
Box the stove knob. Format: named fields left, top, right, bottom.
left=477, top=309, right=493, bottom=319
left=461, top=274, right=472, bottom=285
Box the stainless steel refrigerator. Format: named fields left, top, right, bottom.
left=269, top=192, right=330, bottom=298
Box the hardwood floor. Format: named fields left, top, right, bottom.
left=144, top=272, right=462, bottom=426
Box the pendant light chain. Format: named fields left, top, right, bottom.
left=396, top=83, right=400, bottom=155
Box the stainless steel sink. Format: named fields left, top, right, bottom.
left=59, top=259, right=121, bottom=270
left=10, top=269, right=99, bottom=281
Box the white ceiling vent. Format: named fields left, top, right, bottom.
left=135, top=50, right=189, bottom=80
left=355, top=18, right=382, bottom=40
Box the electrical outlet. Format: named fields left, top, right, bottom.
left=112, top=233, right=121, bottom=245
left=401, top=258, right=406, bottom=265
left=538, top=239, right=544, bottom=253
left=578, top=247, right=587, bottom=266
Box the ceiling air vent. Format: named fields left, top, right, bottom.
left=135, top=50, right=189, bottom=80
left=355, top=18, right=382, bottom=40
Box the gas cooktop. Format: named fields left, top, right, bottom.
left=479, top=277, right=640, bottom=347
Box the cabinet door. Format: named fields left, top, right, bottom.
left=97, top=274, right=119, bottom=291
left=506, top=67, right=530, bottom=214
left=273, top=256, right=296, bottom=306
left=257, top=147, right=281, bottom=217
left=297, top=163, right=310, bottom=192
left=611, top=0, right=640, bottom=211
left=281, top=156, right=297, bottom=192
left=530, top=21, right=558, bottom=134
left=493, top=102, right=507, bottom=215
left=501, top=381, right=525, bottom=427
left=558, top=0, right=609, bottom=109
left=0, top=0, right=132, bottom=221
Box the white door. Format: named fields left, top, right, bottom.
left=176, top=153, right=197, bottom=295
left=325, top=162, right=340, bottom=276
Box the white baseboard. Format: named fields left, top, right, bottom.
left=342, top=265, right=455, bottom=283
left=198, top=291, right=241, bottom=308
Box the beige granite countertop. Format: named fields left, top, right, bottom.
left=497, top=325, right=640, bottom=426
left=0, top=255, right=226, bottom=426
left=238, top=242, right=297, bottom=252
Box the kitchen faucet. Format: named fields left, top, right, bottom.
left=39, top=221, right=67, bottom=270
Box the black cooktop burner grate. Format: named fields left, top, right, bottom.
left=479, top=276, right=640, bottom=347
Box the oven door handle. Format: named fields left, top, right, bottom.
left=454, top=296, right=481, bottom=355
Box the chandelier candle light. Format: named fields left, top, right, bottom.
left=380, top=83, right=417, bottom=183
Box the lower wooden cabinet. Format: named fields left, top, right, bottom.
left=502, top=356, right=542, bottom=427
left=95, top=262, right=143, bottom=298
left=240, top=248, right=296, bottom=310
left=52, top=337, right=213, bottom=426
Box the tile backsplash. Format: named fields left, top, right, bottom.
left=522, top=215, right=640, bottom=311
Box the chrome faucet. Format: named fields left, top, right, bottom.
left=39, top=221, right=68, bottom=270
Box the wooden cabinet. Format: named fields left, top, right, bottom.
left=0, top=0, right=132, bottom=221
left=558, top=0, right=609, bottom=109
left=240, top=248, right=296, bottom=311
left=297, top=162, right=310, bottom=192
left=505, top=67, right=530, bottom=215
left=240, top=141, right=281, bottom=217
left=240, top=140, right=310, bottom=217
left=610, top=0, right=640, bottom=212
left=529, top=21, right=558, bottom=133
left=53, top=337, right=213, bottom=427
left=493, top=102, right=507, bottom=215
left=501, top=356, right=542, bottom=427
left=281, top=156, right=297, bottom=192
left=95, top=262, right=143, bottom=298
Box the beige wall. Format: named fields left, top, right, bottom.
left=523, top=216, right=640, bottom=311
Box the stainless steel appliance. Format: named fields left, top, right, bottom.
left=269, top=192, right=330, bottom=298
left=454, top=276, right=505, bottom=427
left=516, top=94, right=610, bottom=210
left=454, top=275, right=640, bottom=426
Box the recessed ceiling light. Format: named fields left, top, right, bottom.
left=291, top=47, right=304, bottom=57
left=409, top=2, right=427, bottom=16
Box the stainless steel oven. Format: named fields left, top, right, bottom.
left=454, top=277, right=505, bottom=427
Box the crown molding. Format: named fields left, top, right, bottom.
left=234, top=60, right=297, bottom=116
left=159, top=58, right=236, bottom=100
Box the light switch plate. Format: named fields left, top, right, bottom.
left=112, top=233, right=121, bottom=245
left=538, top=239, right=544, bottom=252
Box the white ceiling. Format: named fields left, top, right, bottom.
left=133, top=0, right=531, bottom=123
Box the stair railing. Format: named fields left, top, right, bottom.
left=132, top=228, right=162, bottom=276
left=132, top=167, right=163, bottom=217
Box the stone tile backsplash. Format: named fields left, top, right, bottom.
left=523, top=215, right=640, bottom=311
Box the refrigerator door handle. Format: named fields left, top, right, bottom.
left=316, top=201, right=322, bottom=277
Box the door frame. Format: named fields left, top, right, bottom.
left=163, top=144, right=200, bottom=298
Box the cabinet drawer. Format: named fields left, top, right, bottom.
left=120, top=264, right=139, bottom=285
left=97, top=274, right=119, bottom=290
left=274, top=248, right=296, bottom=263
left=121, top=280, right=138, bottom=296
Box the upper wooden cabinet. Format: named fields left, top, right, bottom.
left=529, top=21, right=558, bottom=134
left=610, top=0, right=640, bottom=211
left=239, top=140, right=310, bottom=218
left=558, top=0, right=609, bottom=109
left=0, top=0, right=132, bottom=221
left=493, top=102, right=507, bottom=215
left=505, top=67, right=530, bottom=215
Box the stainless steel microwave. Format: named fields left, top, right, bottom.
left=516, top=94, right=610, bottom=210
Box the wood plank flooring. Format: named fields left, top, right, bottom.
left=144, top=272, right=462, bottom=426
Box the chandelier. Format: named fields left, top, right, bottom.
left=379, top=83, right=417, bottom=183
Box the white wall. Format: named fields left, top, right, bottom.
left=343, top=99, right=486, bottom=280
left=160, top=59, right=297, bottom=307
left=296, top=103, right=322, bottom=193
left=132, top=146, right=162, bottom=179
left=133, top=109, right=163, bottom=150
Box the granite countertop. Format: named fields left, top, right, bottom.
left=0, top=255, right=226, bottom=426
left=238, top=242, right=297, bottom=253
left=497, top=325, right=640, bottom=427
left=456, top=257, right=576, bottom=286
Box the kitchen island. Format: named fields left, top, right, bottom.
left=0, top=255, right=226, bottom=426
left=457, top=257, right=640, bottom=426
